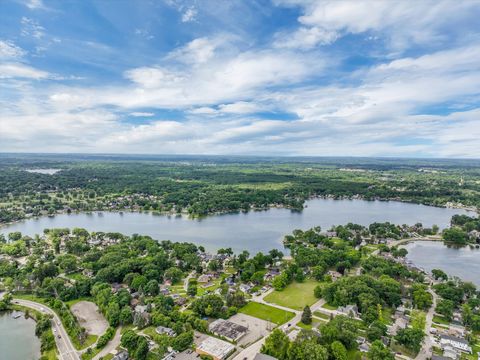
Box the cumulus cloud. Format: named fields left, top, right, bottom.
left=1, top=0, right=480, bottom=157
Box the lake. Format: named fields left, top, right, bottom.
left=1, top=198, right=473, bottom=253
left=0, top=311, right=41, bottom=360
left=403, top=241, right=480, bottom=286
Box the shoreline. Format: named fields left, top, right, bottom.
left=1, top=194, right=477, bottom=231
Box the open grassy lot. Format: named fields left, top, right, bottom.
left=239, top=302, right=294, bottom=325
left=264, top=279, right=320, bottom=310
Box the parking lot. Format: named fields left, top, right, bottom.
left=229, top=313, right=274, bottom=347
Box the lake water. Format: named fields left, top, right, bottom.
left=25, top=168, right=61, bottom=175
left=403, top=241, right=480, bottom=286
left=1, top=198, right=473, bottom=253
left=0, top=311, right=41, bottom=360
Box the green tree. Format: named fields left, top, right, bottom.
left=261, top=329, right=290, bottom=360
left=301, top=305, right=312, bottom=325
left=367, top=340, right=394, bottom=360
left=331, top=340, right=348, bottom=360
left=395, top=328, right=424, bottom=353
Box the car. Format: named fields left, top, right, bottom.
left=57, top=335, right=61, bottom=339
left=53, top=329, right=56, bottom=333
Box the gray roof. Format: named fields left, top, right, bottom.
left=209, top=319, right=248, bottom=340
left=440, top=334, right=469, bottom=345
left=253, top=354, right=278, bottom=360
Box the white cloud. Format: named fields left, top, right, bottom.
left=0, top=63, right=49, bottom=79
left=25, top=0, right=45, bottom=10
left=275, top=0, right=480, bottom=51
left=21, top=17, right=45, bottom=39
left=274, top=26, right=338, bottom=49
left=130, top=112, right=155, bottom=117
left=167, top=37, right=217, bottom=65
left=181, top=6, right=197, bottom=22
left=0, top=40, right=27, bottom=59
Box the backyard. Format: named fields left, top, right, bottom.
left=264, top=279, right=321, bottom=310
left=239, top=302, right=295, bottom=325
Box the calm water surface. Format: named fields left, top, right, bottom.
left=404, top=241, right=480, bottom=286
left=1, top=198, right=473, bottom=253
left=0, top=311, right=41, bottom=360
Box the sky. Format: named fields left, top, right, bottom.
left=1, top=0, right=480, bottom=158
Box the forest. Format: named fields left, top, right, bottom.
left=0, top=154, right=479, bottom=223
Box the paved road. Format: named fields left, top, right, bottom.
left=14, top=298, right=80, bottom=360
left=415, top=288, right=438, bottom=360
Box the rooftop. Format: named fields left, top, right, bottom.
left=196, top=336, right=235, bottom=360
left=208, top=319, right=248, bottom=341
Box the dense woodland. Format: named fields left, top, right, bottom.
left=1, top=154, right=479, bottom=223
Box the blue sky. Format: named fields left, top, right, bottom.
left=1, top=0, right=480, bottom=157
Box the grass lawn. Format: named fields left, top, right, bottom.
left=380, top=307, right=393, bottom=325
left=264, top=279, right=320, bottom=311
left=313, top=311, right=330, bottom=320
left=239, top=302, right=295, bottom=325
left=433, top=315, right=450, bottom=326
left=322, top=303, right=337, bottom=310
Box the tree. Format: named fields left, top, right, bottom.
left=172, top=331, right=194, bottom=351
left=331, top=340, right=348, bottom=360
left=145, top=279, right=159, bottom=296
left=164, top=267, right=183, bottom=284
left=443, top=227, right=468, bottom=245
left=135, top=336, right=149, bottom=360
left=436, top=299, right=454, bottom=321
left=412, top=284, right=432, bottom=310
left=130, top=275, right=148, bottom=292
left=119, top=307, right=133, bottom=325
left=314, top=285, right=323, bottom=299
left=120, top=330, right=138, bottom=352
left=432, top=269, right=448, bottom=281
left=366, top=321, right=387, bottom=342
left=319, top=315, right=359, bottom=350
left=288, top=339, right=328, bottom=360
left=395, top=328, right=424, bottom=353
left=261, top=329, right=290, bottom=360
left=302, top=306, right=312, bottom=325
left=367, top=340, right=394, bottom=360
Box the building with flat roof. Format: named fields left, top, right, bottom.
left=208, top=318, right=248, bottom=342
left=196, top=336, right=235, bottom=360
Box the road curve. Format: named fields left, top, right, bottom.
left=14, top=298, right=80, bottom=360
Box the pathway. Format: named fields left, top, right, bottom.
left=92, top=327, right=122, bottom=360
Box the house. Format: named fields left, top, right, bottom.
left=337, top=304, right=359, bottom=318
left=327, top=270, right=342, bottom=281
left=198, top=274, right=211, bottom=283
left=155, top=326, right=176, bottom=337
left=113, top=350, right=129, bottom=360
left=431, top=355, right=451, bottom=360
left=359, top=343, right=370, bottom=353
left=440, top=335, right=472, bottom=354
left=239, top=283, right=253, bottom=293
left=208, top=319, right=249, bottom=342
left=196, top=336, right=235, bottom=360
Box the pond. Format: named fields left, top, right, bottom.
left=0, top=310, right=41, bottom=360
left=403, top=241, right=480, bottom=286
left=1, top=198, right=473, bottom=253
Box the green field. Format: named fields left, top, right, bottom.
left=239, top=302, right=295, bottom=325
left=264, top=279, right=320, bottom=310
